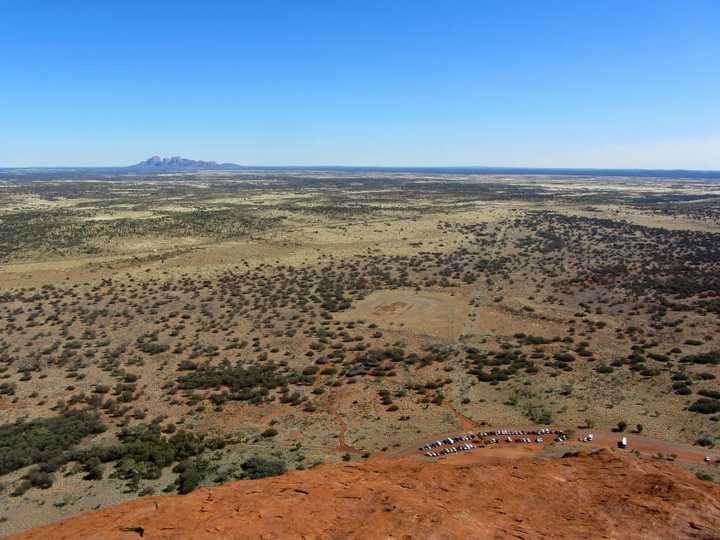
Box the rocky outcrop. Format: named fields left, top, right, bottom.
left=8, top=450, right=720, bottom=540
left=129, top=156, right=242, bottom=170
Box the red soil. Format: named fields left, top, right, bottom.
left=9, top=449, right=720, bottom=540
left=586, top=431, right=720, bottom=464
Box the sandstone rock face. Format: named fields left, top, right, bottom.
left=9, top=450, right=720, bottom=540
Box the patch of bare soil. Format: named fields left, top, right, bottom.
left=336, top=288, right=469, bottom=341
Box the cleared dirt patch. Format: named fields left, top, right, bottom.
left=336, top=288, right=469, bottom=341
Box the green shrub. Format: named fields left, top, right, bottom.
left=695, top=437, right=714, bottom=448
left=0, top=412, right=105, bottom=475
left=689, top=398, right=720, bottom=415
left=174, top=459, right=208, bottom=494
left=680, top=351, right=720, bottom=365
left=140, top=342, right=169, bottom=355
left=83, top=457, right=104, bottom=480
left=241, top=456, right=286, bottom=479
left=73, top=425, right=225, bottom=491
left=526, top=405, right=552, bottom=425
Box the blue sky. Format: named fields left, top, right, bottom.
left=1, top=0, right=719, bottom=168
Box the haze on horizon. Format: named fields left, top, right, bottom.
left=1, top=1, right=719, bottom=170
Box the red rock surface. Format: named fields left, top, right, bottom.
left=9, top=450, right=720, bottom=540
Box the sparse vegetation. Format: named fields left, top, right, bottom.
left=1, top=169, right=720, bottom=536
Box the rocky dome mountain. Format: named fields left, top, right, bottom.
left=8, top=450, right=720, bottom=540
left=129, top=156, right=242, bottom=170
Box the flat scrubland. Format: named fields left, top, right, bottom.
left=1, top=169, right=720, bottom=535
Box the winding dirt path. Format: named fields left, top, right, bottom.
left=323, top=386, right=364, bottom=456
left=333, top=411, right=364, bottom=455
left=444, top=399, right=479, bottom=431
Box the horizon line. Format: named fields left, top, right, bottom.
left=2, top=163, right=720, bottom=174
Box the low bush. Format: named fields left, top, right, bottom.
left=240, top=456, right=286, bottom=480
left=0, top=411, right=105, bottom=476
left=689, top=398, right=720, bottom=415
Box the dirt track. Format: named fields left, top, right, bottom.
left=584, top=431, right=720, bottom=464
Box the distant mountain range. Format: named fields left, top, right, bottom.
left=129, top=156, right=243, bottom=170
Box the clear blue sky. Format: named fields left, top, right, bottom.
left=1, top=0, right=719, bottom=168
